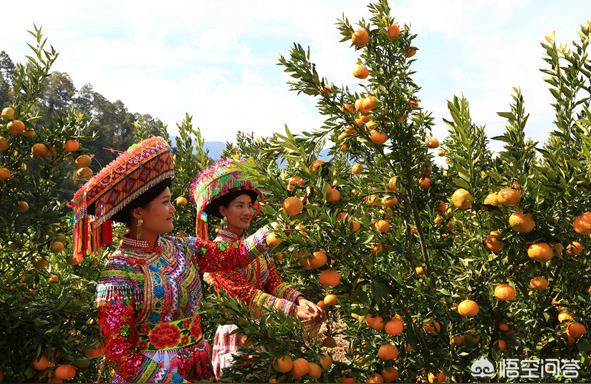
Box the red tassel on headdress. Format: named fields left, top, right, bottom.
left=196, top=217, right=209, bottom=241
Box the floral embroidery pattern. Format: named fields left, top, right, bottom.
left=149, top=323, right=182, bottom=349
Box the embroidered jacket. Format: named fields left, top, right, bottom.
left=209, top=228, right=302, bottom=315
left=96, top=227, right=269, bottom=383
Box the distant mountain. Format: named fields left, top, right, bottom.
left=170, top=136, right=332, bottom=161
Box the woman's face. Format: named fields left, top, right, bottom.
left=219, top=193, right=255, bottom=232
left=135, top=187, right=176, bottom=235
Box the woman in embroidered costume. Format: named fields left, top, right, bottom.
left=190, top=158, right=323, bottom=380
left=70, top=137, right=272, bottom=383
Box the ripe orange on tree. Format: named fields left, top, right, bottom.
left=76, top=167, right=93, bottom=179
left=324, top=294, right=338, bottom=306
left=387, top=24, right=400, bottom=39
left=494, top=283, right=516, bottom=301
left=566, top=241, right=583, bottom=255
left=319, top=269, right=341, bottom=287
left=74, top=154, right=92, bottom=168
left=352, top=164, right=363, bottom=174
left=484, top=235, right=504, bottom=253
left=377, top=343, right=399, bottom=361
left=527, top=243, right=554, bottom=262
left=451, top=188, right=473, bottom=209
left=1, top=106, right=15, bottom=120
left=367, top=373, right=384, bottom=383
left=496, top=188, right=521, bottom=207
left=50, top=241, right=64, bottom=253
left=291, top=358, right=309, bottom=378
left=326, top=185, right=341, bottom=202
left=0, top=136, right=8, bottom=152
left=385, top=316, right=404, bottom=335
left=351, top=28, right=369, bottom=48
left=308, top=362, right=322, bottom=379
left=266, top=232, right=282, bottom=247
left=529, top=276, right=549, bottom=290
left=375, top=219, right=390, bottom=233
left=366, top=314, right=385, bottom=330
left=319, top=354, right=332, bottom=372
left=309, top=159, right=324, bottom=173
left=32, top=355, right=52, bottom=370
left=566, top=322, right=586, bottom=339
left=509, top=212, right=535, bottom=233
left=370, top=130, right=388, bottom=144
left=382, top=367, right=399, bottom=382
left=457, top=299, right=479, bottom=317
left=353, top=64, right=369, bottom=79
left=31, top=143, right=49, bottom=157
left=419, top=177, right=431, bottom=190
left=483, top=193, right=498, bottom=206
left=7, top=119, right=25, bottom=135
left=54, top=364, right=77, bottom=380
left=423, top=320, right=441, bottom=336
left=426, top=137, right=439, bottom=148
left=273, top=355, right=293, bottom=373
left=283, top=196, right=304, bottom=216
left=63, top=138, right=80, bottom=152
left=572, top=211, right=591, bottom=234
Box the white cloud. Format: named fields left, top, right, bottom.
left=2, top=0, right=588, bottom=149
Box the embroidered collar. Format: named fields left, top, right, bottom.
left=216, top=227, right=243, bottom=242
left=121, top=236, right=163, bottom=254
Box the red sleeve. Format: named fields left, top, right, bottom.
left=210, top=267, right=297, bottom=315
left=264, top=257, right=303, bottom=303
left=97, top=275, right=171, bottom=381
left=187, top=226, right=271, bottom=272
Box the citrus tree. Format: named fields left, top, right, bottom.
left=205, top=2, right=591, bottom=382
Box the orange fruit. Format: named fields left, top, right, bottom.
left=566, top=322, right=586, bottom=338
left=353, top=64, right=369, bottom=79
left=365, top=314, right=385, bottom=330
left=451, top=188, right=473, bottom=209
left=63, top=138, right=80, bottom=152
left=75, top=155, right=92, bottom=168
left=76, top=167, right=93, bottom=179
left=352, top=28, right=369, bottom=48
left=494, top=283, right=516, bottom=301
left=438, top=148, right=446, bottom=157
left=266, top=232, right=282, bottom=247
left=405, top=48, right=417, bottom=58
left=387, top=24, right=400, bottom=39
left=558, top=311, right=573, bottom=323
left=0, top=136, right=9, bottom=152
left=48, top=274, right=60, bottom=284
left=457, top=299, right=479, bottom=317
left=368, top=130, right=387, bottom=144
left=367, top=373, right=384, bottom=383
left=352, top=164, right=363, bottom=174
left=375, top=220, right=390, bottom=233
left=351, top=219, right=361, bottom=232
left=301, top=250, right=327, bottom=269
left=496, top=188, right=521, bottom=207
left=384, top=317, right=404, bottom=335
left=382, top=367, right=399, bottom=382
left=84, top=344, right=104, bottom=359
left=450, top=334, right=464, bottom=346
left=0, top=167, right=12, bottom=181
left=283, top=196, right=304, bottom=216
left=423, top=320, right=441, bottom=336
left=435, top=200, right=446, bottom=213
left=31, top=143, right=49, bottom=157
left=341, top=103, right=355, bottom=113
left=308, top=362, right=322, bottom=379
left=498, top=322, right=510, bottom=332
left=323, top=293, right=337, bottom=307
left=427, top=370, right=446, bottom=383
left=529, top=276, right=548, bottom=290
left=572, top=212, right=591, bottom=235
left=175, top=196, right=188, bottom=206
left=377, top=343, right=399, bottom=360
left=273, top=355, right=293, bottom=373
left=292, top=358, right=309, bottom=378
left=33, top=355, right=52, bottom=370
left=287, top=176, right=305, bottom=191
left=22, top=129, right=36, bottom=138
left=51, top=241, right=65, bottom=253
left=326, top=186, right=341, bottom=202
left=319, top=269, right=340, bottom=287
left=483, top=193, right=498, bottom=206
left=34, top=258, right=49, bottom=269
left=7, top=120, right=25, bottom=135
left=319, top=354, right=332, bottom=371
left=497, top=339, right=507, bottom=351
left=54, top=364, right=77, bottom=380
left=387, top=177, right=398, bottom=191
left=426, top=137, right=439, bottom=148
left=371, top=244, right=383, bottom=254
left=484, top=235, right=504, bottom=253
left=419, top=177, right=431, bottom=190
left=362, top=96, right=379, bottom=112
left=527, top=243, right=554, bottom=262
left=566, top=241, right=583, bottom=255
left=509, top=212, right=535, bottom=233
left=18, top=201, right=30, bottom=213
left=1, top=106, right=15, bottom=120
left=309, top=159, right=324, bottom=173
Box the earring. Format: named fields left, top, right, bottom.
left=136, top=218, right=143, bottom=239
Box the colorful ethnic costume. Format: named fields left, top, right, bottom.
left=71, top=138, right=271, bottom=382
left=190, top=159, right=303, bottom=380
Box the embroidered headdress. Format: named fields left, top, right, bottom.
left=70, top=136, right=174, bottom=258
left=189, top=158, right=263, bottom=240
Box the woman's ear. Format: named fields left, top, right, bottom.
left=218, top=206, right=227, bottom=218
left=131, top=207, right=143, bottom=222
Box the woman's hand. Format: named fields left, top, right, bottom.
left=296, top=297, right=324, bottom=320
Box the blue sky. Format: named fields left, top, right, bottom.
left=3, top=0, right=590, bottom=151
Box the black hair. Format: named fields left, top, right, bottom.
left=88, top=178, right=172, bottom=226
left=204, top=189, right=258, bottom=218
